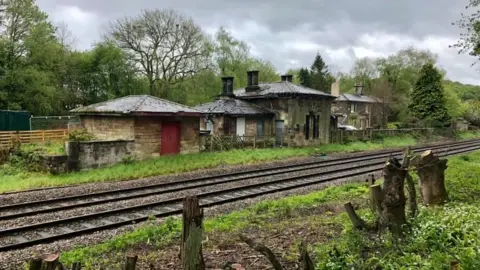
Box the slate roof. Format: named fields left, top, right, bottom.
left=233, top=81, right=334, bottom=99
left=335, top=93, right=380, bottom=103
left=70, top=95, right=202, bottom=116
left=195, top=98, right=273, bottom=116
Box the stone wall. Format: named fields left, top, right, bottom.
left=67, top=140, right=134, bottom=170
left=134, top=117, right=162, bottom=158
left=243, top=98, right=332, bottom=145
left=287, top=98, right=331, bottom=145
left=180, top=117, right=200, bottom=154
left=80, top=115, right=135, bottom=140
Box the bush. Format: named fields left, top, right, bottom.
left=68, top=129, right=95, bottom=142
left=121, top=155, right=136, bottom=164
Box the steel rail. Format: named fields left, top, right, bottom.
left=0, top=139, right=478, bottom=218
left=0, top=142, right=477, bottom=252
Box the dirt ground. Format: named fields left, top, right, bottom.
left=126, top=204, right=351, bottom=270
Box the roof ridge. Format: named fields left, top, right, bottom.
left=148, top=95, right=200, bottom=112
left=130, top=95, right=149, bottom=112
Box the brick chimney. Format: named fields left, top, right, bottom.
left=246, top=70, right=260, bottom=92
left=221, top=76, right=234, bottom=97
left=354, top=83, right=364, bottom=95
left=330, top=78, right=340, bottom=97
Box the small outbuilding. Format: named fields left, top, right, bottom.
left=70, top=95, right=203, bottom=158
left=195, top=77, right=275, bottom=137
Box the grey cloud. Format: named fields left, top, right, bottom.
left=36, top=0, right=479, bottom=84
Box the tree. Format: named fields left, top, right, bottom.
left=298, top=67, right=311, bottom=87
left=409, top=63, right=451, bottom=127
left=0, top=0, right=65, bottom=115
left=350, top=57, right=378, bottom=94
left=108, top=9, right=211, bottom=97
left=211, top=27, right=278, bottom=89
left=452, top=0, right=480, bottom=60
left=310, top=53, right=333, bottom=92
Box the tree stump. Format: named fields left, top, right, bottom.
left=239, top=234, right=283, bottom=270
left=28, top=258, right=42, bottom=270
left=381, top=157, right=407, bottom=232
left=42, top=254, right=60, bottom=270
left=299, top=241, right=314, bottom=270
left=124, top=255, right=138, bottom=270
left=416, top=150, right=448, bottom=205
left=344, top=202, right=366, bottom=229
left=181, top=196, right=205, bottom=270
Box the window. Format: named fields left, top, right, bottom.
left=206, top=119, right=213, bottom=132
left=305, top=115, right=310, bottom=140
left=350, top=103, right=357, bottom=113
left=257, top=120, right=264, bottom=137
left=365, top=105, right=370, bottom=114
left=313, top=115, right=320, bottom=139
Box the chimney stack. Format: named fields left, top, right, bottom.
left=221, top=76, right=235, bottom=97
left=330, top=78, right=340, bottom=97
left=354, top=83, right=364, bottom=95
left=246, top=70, right=260, bottom=92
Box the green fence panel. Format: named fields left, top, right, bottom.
left=0, top=110, right=31, bottom=131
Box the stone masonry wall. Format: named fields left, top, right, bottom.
left=180, top=117, right=200, bottom=154
left=80, top=115, right=134, bottom=140
left=67, top=140, right=134, bottom=170
left=134, top=117, right=162, bottom=158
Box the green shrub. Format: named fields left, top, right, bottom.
left=68, top=129, right=95, bottom=142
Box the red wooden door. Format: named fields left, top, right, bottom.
left=161, top=122, right=180, bottom=155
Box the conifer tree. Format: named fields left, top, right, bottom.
left=310, top=53, right=334, bottom=92
left=298, top=68, right=312, bottom=87
left=409, top=63, right=451, bottom=127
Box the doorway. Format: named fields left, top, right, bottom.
left=236, top=117, right=245, bottom=136
left=161, top=122, right=180, bottom=155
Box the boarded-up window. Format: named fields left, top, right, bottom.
left=305, top=115, right=310, bottom=140
left=257, top=120, right=264, bottom=137
left=313, top=115, right=320, bottom=139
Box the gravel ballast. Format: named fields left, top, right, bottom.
left=0, top=171, right=381, bottom=270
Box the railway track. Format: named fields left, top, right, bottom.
left=0, top=139, right=478, bottom=252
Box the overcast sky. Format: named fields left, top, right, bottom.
left=37, top=0, right=480, bottom=85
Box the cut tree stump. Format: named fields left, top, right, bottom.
left=344, top=202, right=366, bottom=229
left=299, top=241, right=314, bottom=270
left=402, top=147, right=418, bottom=218
left=124, top=255, right=138, bottom=270
left=181, top=196, right=205, bottom=270
left=381, top=157, right=407, bottom=232
left=28, top=258, right=42, bottom=270
left=239, top=234, right=283, bottom=270
left=416, top=150, right=448, bottom=205
left=42, top=253, right=60, bottom=270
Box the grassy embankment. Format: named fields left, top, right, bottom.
left=58, top=149, right=480, bottom=269
left=0, top=136, right=418, bottom=193
left=1, top=131, right=479, bottom=193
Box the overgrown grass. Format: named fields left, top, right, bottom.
left=315, top=151, right=480, bottom=270
left=54, top=150, right=480, bottom=269
left=20, top=141, right=66, bottom=155
left=59, top=184, right=369, bottom=267
left=455, top=130, right=480, bottom=140
left=0, top=135, right=417, bottom=193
